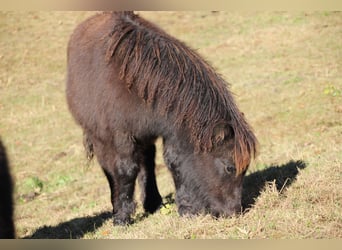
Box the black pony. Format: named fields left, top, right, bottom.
left=0, top=138, right=15, bottom=238
left=66, top=11, right=258, bottom=225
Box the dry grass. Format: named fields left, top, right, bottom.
left=0, top=11, right=341, bottom=239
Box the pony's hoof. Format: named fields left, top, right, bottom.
left=113, top=216, right=132, bottom=226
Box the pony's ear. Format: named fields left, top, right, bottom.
left=213, top=123, right=231, bottom=144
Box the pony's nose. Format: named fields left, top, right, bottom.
left=211, top=206, right=241, bottom=218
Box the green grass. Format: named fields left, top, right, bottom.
left=0, top=11, right=341, bottom=239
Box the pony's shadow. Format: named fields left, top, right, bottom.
left=242, top=160, right=306, bottom=210
left=24, top=160, right=305, bottom=238
left=23, top=212, right=112, bottom=239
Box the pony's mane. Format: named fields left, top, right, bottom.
left=105, top=11, right=258, bottom=174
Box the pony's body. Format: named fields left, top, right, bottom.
left=67, top=12, right=257, bottom=225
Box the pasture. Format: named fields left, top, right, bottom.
left=0, top=11, right=341, bottom=238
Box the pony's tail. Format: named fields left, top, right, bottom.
left=83, top=133, right=94, bottom=161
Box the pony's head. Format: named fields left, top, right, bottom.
left=166, top=119, right=257, bottom=218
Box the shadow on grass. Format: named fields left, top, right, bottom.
left=24, top=211, right=112, bottom=239
left=24, top=160, right=306, bottom=238
left=242, top=160, right=306, bottom=210
left=24, top=194, right=176, bottom=238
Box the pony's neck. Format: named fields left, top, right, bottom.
left=162, top=126, right=195, bottom=159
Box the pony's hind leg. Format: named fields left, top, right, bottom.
left=138, top=144, right=162, bottom=214
left=92, top=135, right=139, bottom=225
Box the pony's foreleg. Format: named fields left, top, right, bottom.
left=93, top=138, right=139, bottom=225
left=137, top=144, right=162, bottom=213
left=103, top=157, right=139, bottom=225
left=163, top=143, right=195, bottom=216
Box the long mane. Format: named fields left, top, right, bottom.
left=105, top=11, right=258, bottom=173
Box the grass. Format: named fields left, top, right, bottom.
left=0, top=11, right=341, bottom=239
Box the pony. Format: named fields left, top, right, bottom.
left=0, top=138, right=15, bottom=238
left=66, top=11, right=258, bottom=225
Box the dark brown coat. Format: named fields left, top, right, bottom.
left=67, top=11, right=258, bottom=225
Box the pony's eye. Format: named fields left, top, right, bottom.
left=225, top=165, right=236, bottom=175
left=215, top=159, right=236, bottom=175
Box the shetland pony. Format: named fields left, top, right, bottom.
left=66, top=11, right=258, bottom=225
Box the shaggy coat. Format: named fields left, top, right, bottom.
left=67, top=11, right=258, bottom=225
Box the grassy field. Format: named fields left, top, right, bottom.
left=0, top=11, right=341, bottom=239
